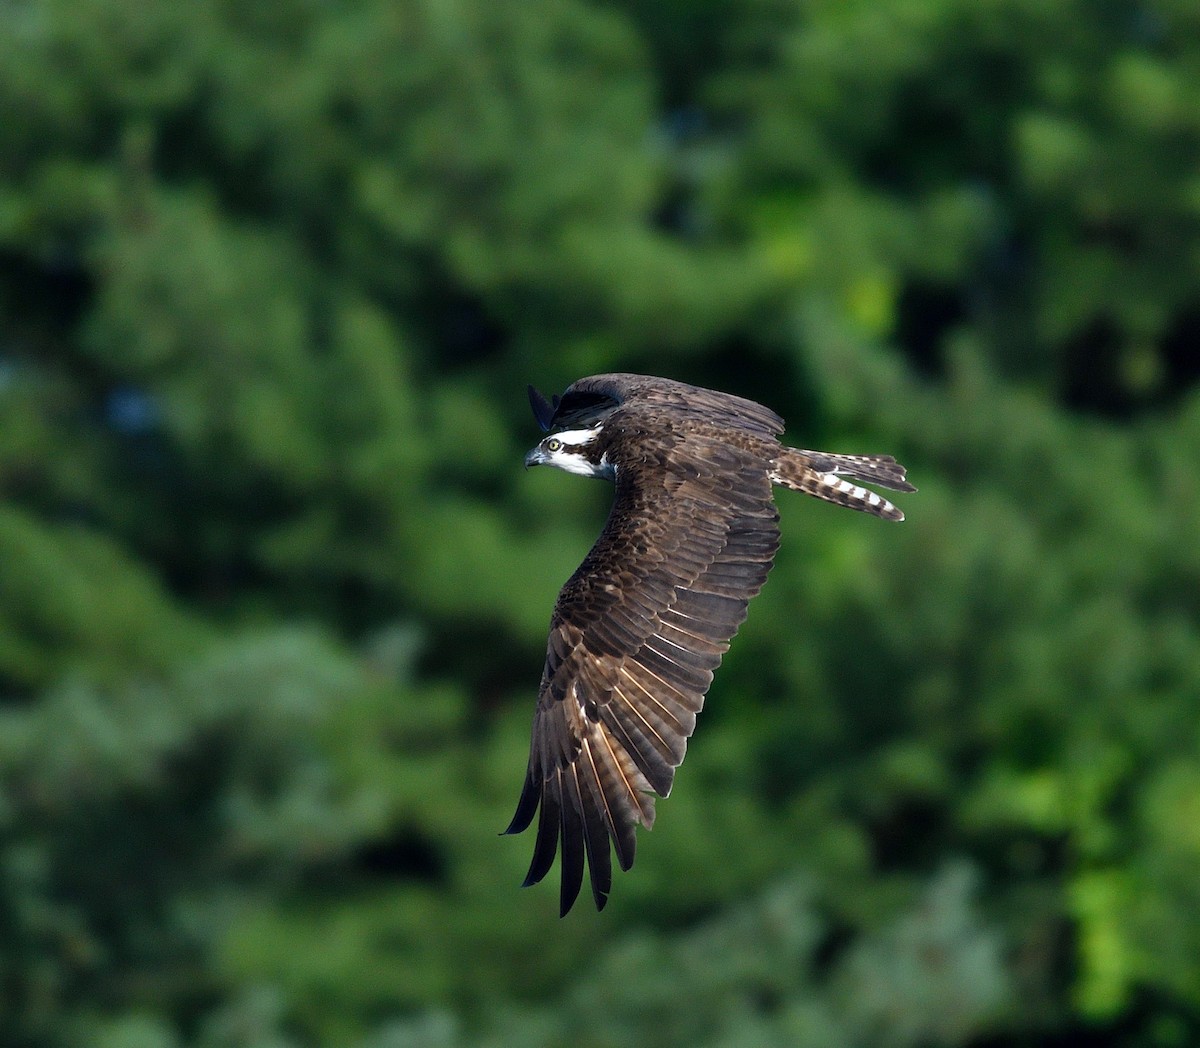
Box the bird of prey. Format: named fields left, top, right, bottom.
left=505, top=373, right=914, bottom=915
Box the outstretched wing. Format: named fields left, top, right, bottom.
left=504, top=427, right=780, bottom=915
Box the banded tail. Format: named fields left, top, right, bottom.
left=770, top=448, right=916, bottom=521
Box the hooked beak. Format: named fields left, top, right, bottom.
left=524, top=446, right=546, bottom=470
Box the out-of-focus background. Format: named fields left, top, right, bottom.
left=3, top=1, right=1200, bottom=1045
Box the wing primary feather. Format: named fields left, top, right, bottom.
left=566, top=761, right=612, bottom=912
left=558, top=777, right=586, bottom=916
left=522, top=778, right=561, bottom=887
left=578, top=739, right=619, bottom=835
left=503, top=768, right=540, bottom=836
left=589, top=732, right=641, bottom=868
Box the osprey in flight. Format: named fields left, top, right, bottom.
left=505, top=374, right=914, bottom=915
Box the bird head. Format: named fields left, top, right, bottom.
left=524, top=428, right=611, bottom=478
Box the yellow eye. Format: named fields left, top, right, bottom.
left=546, top=438, right=562, bottom=452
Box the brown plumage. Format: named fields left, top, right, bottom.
left=506, top=374, right=915, bottom=914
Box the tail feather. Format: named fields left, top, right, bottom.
left=797, top=450, right=916, bottom=492
left=771, top=448, right=913, bottom=521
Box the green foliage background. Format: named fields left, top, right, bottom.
left=3, top=1, right=1200, bottom=1044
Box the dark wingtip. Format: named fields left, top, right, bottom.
left=503, top=771, right=540, bottom=836
left=559, top=870, right=584, bottom=917
left=528, top=384, right=557, bottom=432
